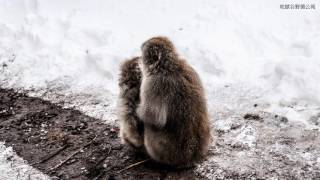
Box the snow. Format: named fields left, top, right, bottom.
left=0, top=0, right=320, bottom=178
left=0, top=142, right=49, bottom=180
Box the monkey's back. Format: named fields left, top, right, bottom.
left=118, top=57, right=141, bottom=115
left=118, top=57, right=144, bottom=148
left=144, top=59, right=211, bottom=166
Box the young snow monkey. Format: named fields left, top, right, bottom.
left=118, top=57, right=144, bottom=149
left=136, top=36, right=211, bottom=166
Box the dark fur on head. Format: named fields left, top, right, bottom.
left=119, top=57, right=142, bottom=94
left=141, top=36, right=180, bottom=75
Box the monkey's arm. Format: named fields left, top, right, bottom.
left=137, top=99, right=167, bottom=128
left=137, top=74, right=173, bottom=128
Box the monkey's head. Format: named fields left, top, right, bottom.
left=141, top=36, right=178, bottom=67
left=119, top=57, right=141, bottom=91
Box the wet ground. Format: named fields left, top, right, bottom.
left=0, top=88, right=320, bottom=180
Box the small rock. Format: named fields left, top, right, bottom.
left=243, top=113, right=262, bottom=121
left=280, top=116, right=288, bottom=123
left=231, top=123, right=242, bottom=130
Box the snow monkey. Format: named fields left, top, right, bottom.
left=137, top=36, right=211, bottom=166
left=118, top=57, right=144, bottom=149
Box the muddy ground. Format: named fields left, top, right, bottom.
left=0, top=88, right=320, bottom=180
left=0, top=88, right=200, bottom=180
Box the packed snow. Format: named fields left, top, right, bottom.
left=0, top=0, right=320, bottom=178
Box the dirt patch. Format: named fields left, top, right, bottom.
left=1, top=88, right=320, bottom=179
left=0, top=88, right=199, bottom=180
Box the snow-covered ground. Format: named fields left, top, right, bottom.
left=0, top=0, right=320, bottom=179
left=0, top=142, right=49, bottom=180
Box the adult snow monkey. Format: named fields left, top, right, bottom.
left=137, top=36, right=211, bottom=166
left=118, top=57, right=144, bottom=149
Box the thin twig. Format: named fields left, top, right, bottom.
left=50, top=135, right=97, bottom=171
left=96, top=146, right=112, bottom=167
left=31, top=144, right=69, bottom=165
left=117, top=159, right=150, bottom=173
left=92, top=172, right=105, bottom=180
left=91, top=147, right=113, bottom=180
left=50, top=149, right=81, bottom=171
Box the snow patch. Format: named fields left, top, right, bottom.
left=0, top=142, right=49, bottom=180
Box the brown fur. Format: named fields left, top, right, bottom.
left=118, top=57, right=144, bottom=149
left=137, top=36, right=211, bottom=166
